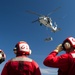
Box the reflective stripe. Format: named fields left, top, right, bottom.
left=71, top=53, right=75, bottom=58
left=11, top=57, right=32, bottom=62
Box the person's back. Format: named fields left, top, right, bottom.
left=1, top=41, right=41, bottom=75
left=67, top=52, right=75, bottom=75
left=1, top=56, right=41, bottom=75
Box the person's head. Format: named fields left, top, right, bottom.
left=62, top=37, right=75, bottom=53
left=0, top=49, right=6, bottom=64
left=13, top=41, right=32, bottom=56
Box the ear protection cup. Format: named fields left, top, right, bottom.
left=29, top=49, right=32, bottom=55
left=62, top=37, right=75, bottom=50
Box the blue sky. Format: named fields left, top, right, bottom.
left=0, top=0, right=75, bottom=75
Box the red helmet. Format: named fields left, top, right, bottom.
left=14, top=41, right=31, bottom=55
left=62, top=37, right=75, bottom=49
left=0, top=49, right=6, bottom=64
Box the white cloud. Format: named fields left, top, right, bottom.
left=40, top=68, right=58, bottom=75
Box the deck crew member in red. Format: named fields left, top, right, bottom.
left=1, top=41, right=41, bottom=75
left=43, top=36, right=75, bottom=75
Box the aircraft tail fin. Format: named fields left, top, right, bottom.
left=51, top=22, right=61, bottom=32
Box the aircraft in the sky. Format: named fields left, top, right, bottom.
left=26, top=6, right=61, bottom=33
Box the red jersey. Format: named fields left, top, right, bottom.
left=43, top=50, right=75, bottom=75
left=1, top=56, right=41, bottom=75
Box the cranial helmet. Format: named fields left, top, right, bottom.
left=0, top=49, right=6, bottom=64
left=62, top=37, right=75, bottom=49
left=14, top=41, right=32, bottom=55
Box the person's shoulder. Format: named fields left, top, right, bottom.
left=60, top=53, right=69, bottom=59
left=10, top=56, right=33, bottom=62
left=3, top=59, right=11, bottom=66
left=31, top=59, right=39, bottom=67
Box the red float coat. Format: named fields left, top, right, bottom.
left=43, top=50, right=75, bottom=75
left=1, top=56, right=41, bottom=75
